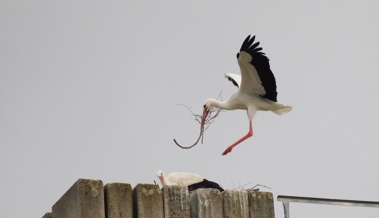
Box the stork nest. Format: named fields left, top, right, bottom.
left=173, top=93, right=223, bottom=149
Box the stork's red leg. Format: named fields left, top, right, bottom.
left=222, top=122, right=253, bottom=155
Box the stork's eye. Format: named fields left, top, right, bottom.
left=203, top=105, right=206, bottom=109
left=236, top=53, right=240, bottom=58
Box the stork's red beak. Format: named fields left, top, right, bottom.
left=158, top=175, right=164, bottom=185
left=201, top=108, right=210, bottom=129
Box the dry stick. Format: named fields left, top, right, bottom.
left=174, top=103, right=221, bottom=131
left=173, top=103, right=205, bottom=149
left=246, top=184, right=272, bottom=191
left=173, top=106, right=221, bottom=148
left=173, top=128, right=204, bottom=149
left=233, top=181, right=272, bottom=191
left=173, top=92, right=223, bottom=149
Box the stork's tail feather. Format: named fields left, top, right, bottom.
left=272, top=104, right=293, bottom=115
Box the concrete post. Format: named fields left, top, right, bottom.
left=52, top=178, right=105, bottom=218
left=190, top=189, right=223, bottom=218
left=162, top=186, right=190, bottom=218
left=104, top=183, right=133, bottom=218
left=42, top=212, right=52, bottom=218
left=223, top=190, right=249, bottom=218
left=132, top=184, right=164, bottom=218
left=247, top=191, right=275, bottom=218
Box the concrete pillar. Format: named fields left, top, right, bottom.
left=132, top=184, right=164, bottom=218
left=42, top=212, right=52, bottom=218
left=223, top=190, right=249, bottom=218
left=162, top=186, right=190, bottom=218
left=104, top=183, right=133, bottom=218
left=190, top=189, right=223, bottom=218
left=52, top=178, right=105, bottom=218
left=247, top=191, right=275, bottom=218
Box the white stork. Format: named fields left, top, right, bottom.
left=156, top=170, right=224, bottom=192
left=176, top=35, right=292, bottom=155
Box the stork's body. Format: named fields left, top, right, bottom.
left=202, top=35, right=292, bottom=155
left=157, top=170, right=224, bottom=192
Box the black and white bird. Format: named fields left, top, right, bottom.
left=201, top=35, right=293, bottom=155
left=156, top=170, right=224, bottom=192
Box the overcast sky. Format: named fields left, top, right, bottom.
left=1, top=1, right=379, bottom=217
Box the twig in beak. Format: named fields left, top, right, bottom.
left=173, top=92, right=223, bottom=149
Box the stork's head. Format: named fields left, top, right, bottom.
left=203, top=99, right=214, bottom=110
left=156, top=170, right=165, bottom=185
left=202, top=99, right=214, bottom=126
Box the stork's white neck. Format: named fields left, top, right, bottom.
left=160, top=173, right=175, bottom=186
left=205, top=98, right=238, bottom=110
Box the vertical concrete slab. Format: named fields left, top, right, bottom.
left=52, top=178, right=105, bottom=218
left=162, top=186, right=190, bottom=218
left=132, top=184, right=164, bottom=218
left=190, top=189, right=223, bottom=218
left=42, top=212, right=52, bottom=218
left=247, top=191, right=275, bottom=218
left=223, top=190, right=249, bottom=218
left=104, top=183, right=133, bottom=218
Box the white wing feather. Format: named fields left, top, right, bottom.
left=237, top=51, right=265, bottom=95
left=167, top=172, right=203, bottom=186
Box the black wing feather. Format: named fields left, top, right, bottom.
left=227, top=76, right=239, bottom=88
left=188, top=179, right=224, bottom=192
left=238, top=35, right=278, bottom=102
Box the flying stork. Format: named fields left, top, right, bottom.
left=156, top=170, right=224, bottom=192
left=175, top=35, right=292, bottom=155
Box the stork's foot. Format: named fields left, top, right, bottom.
left=221, top=147, right=233, bottom=156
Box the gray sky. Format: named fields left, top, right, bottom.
left=1, top=1, right=378, bottom=217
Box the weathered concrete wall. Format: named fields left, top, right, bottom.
left=104, top=183, right=133, bottom=218
left=248, top=191, right=275, bottom=218
left=223, top=190, right=249, bottom=218
left=43, top=179, right=275, bottom=218
left=162, top=186, right=190, bottom=218
left=42, top=212, right=52, bottom=218
left=132, top=183, right=164, bottom=218
left=190, top=189, right=224, bottom=218
left=52, top=178, right=104, bottom=218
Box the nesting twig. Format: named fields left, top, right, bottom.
left=154, top=180, right=160, bottom=189
left=246, top=184, right=272, bottom=192
left=232, top=181, right=272, bottom=192
left=174, top=103, right=222, bottom=132
left=173, top=92, right=223, bottom=149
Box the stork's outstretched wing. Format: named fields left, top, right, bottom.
left=237, top=35, right=277, bottom=102
left=225, top=73, right=241, bottom=88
